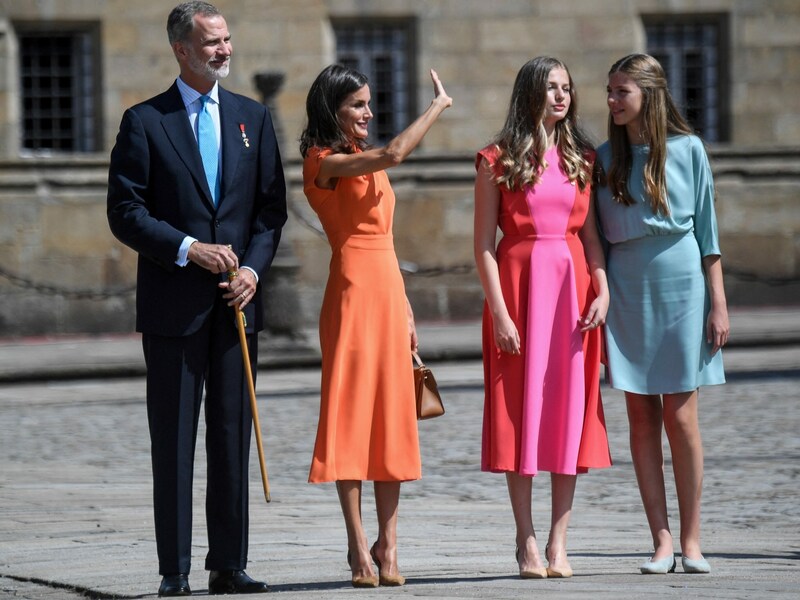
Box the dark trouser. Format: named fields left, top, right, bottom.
left=142, top=300, right=257, bottom=575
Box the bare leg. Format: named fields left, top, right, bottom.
left=336, top=480, right=375, bottom=580
left=373, top=481, right=403, bottom=581
left=546, top=473, right=576, bottom=575
left=626, top=392, right=674, bottom=561
left=662, top=390, right=704, bottom=560
left=506, top=472, right=545, bottom=573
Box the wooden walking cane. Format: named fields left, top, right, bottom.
left=228, top=267, right=271, bottom=503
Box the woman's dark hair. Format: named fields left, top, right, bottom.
left=299, top=64, right=370, bottom=157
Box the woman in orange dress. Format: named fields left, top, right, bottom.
left=300, top=64, right=451, bottom=588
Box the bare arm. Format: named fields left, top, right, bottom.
left=406, top=296, right=419, bottom=352
left=702, top=254, right=729, bottom=354
left=316, top=69, right=452, bottom=187
left=473, top=158, right=520, bottom=355
left=578, top=196, right=609, bottom=331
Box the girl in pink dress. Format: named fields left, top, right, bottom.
left=474, top=56, right=612, bottom=579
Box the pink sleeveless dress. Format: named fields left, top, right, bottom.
left=478, top=144, right=611, bottom=476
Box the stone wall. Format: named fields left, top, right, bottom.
left=711, top=147, right=800, bottom=305
left=0, top=159, right=136, bottom=335
left=0, top=0, right=798, bottom=336
left=0, top=149, right=796, bottom=336
left=0, top=0, right=798, bottom=156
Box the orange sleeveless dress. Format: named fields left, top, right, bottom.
left=304, top=147, right=421, bottom=483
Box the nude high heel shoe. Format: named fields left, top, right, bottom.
left=516, top=547, right=548, bottom=579
left=347, top=549, right=379, bottom=588
left=545, top=543, right=573, bottom=578
left=370, top=543, right=405, bottom=586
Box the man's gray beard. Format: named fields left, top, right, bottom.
left=187, top=50, right=230, bottom=81
left=208, top=63, right=229, bottom=80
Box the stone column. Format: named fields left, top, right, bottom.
left=253, top=71, right=303, bottom=338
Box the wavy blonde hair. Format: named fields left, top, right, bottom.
left=492, top=56, right=593, bottom=192
left=606, top=53, right=694, bottom=215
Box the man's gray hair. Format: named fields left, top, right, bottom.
left=167, top=1, right=221, bottom=44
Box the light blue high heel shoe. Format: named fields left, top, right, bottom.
left=681, top=555, right=711, bottom=574
left=639, top=555, right=676, bottom=574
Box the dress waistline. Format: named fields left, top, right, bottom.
left=333, top=233, right=394, bottom=251
left=501, top=233, right=577, bottom=241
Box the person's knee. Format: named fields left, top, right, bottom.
left=662, top=407, right=698, bottom=440
left=628, top=406, right=663, bottom=439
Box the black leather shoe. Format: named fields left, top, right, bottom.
left=208, top=570, right=268, bottom=595
left=158, top=573, right=191, bottom=597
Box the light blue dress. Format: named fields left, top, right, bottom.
left=595, top=135, right=725, bottom=394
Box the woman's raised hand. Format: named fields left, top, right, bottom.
left=430, top=69, right=453, bottom=108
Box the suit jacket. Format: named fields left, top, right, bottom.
left=108, top=82, right=287, bottom=336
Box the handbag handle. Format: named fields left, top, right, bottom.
left=411, top=350, right=425, bottom=368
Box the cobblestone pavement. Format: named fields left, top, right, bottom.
left=0, top=357, right=798, bottom=599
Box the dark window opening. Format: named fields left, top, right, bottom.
left=17, top=25, right=101, bottom=153
left=645, top=15, right=729, bottom=142
left=333, top=20, right=416, bottom=144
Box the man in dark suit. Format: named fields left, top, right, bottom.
left=107, top=2, right=286, bottom=596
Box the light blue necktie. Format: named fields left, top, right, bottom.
left=197, top=95, right=219, bottom=205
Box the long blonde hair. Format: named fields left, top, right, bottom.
left=493, top=56, right=593, bottom=192
left=606, top=53, right=693, bottom=215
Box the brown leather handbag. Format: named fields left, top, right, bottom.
left=412, top=351, right=445, bottom=420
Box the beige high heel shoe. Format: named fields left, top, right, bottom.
left=516, top=547, right=548, bottom=579
left=370, top=543, right=406, bottom=586
left=347, top=549, right=379, bottom=588
left=545, top=544, right=573, bottom=578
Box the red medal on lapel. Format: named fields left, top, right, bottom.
left=239, top=123, right=250, bottom=148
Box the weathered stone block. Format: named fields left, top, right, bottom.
left=42, top=201, right=113, bottom=256
left=724, top=233, right=797, bottom=278
left=102, top=23, right=139, bottom=53
left=742, top=13, right=800, bottom=47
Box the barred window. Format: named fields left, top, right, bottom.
left=333, top=20, right=416, bottom=144
left=17, top=25, right=101, bottom=153
left=644, top=16, right=729, bottom=142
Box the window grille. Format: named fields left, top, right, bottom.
left=18, top=28, right=99, bottom=153
left=333, top=20, right=415, bottom=144
left=645, top=16, right=729, bottom=142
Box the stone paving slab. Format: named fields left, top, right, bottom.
left=1, top=360, right=798, bottom=599
left=0, top=306, right=798, bottom=382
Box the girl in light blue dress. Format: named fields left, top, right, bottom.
left=595, top=54, right=729, bottom=575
